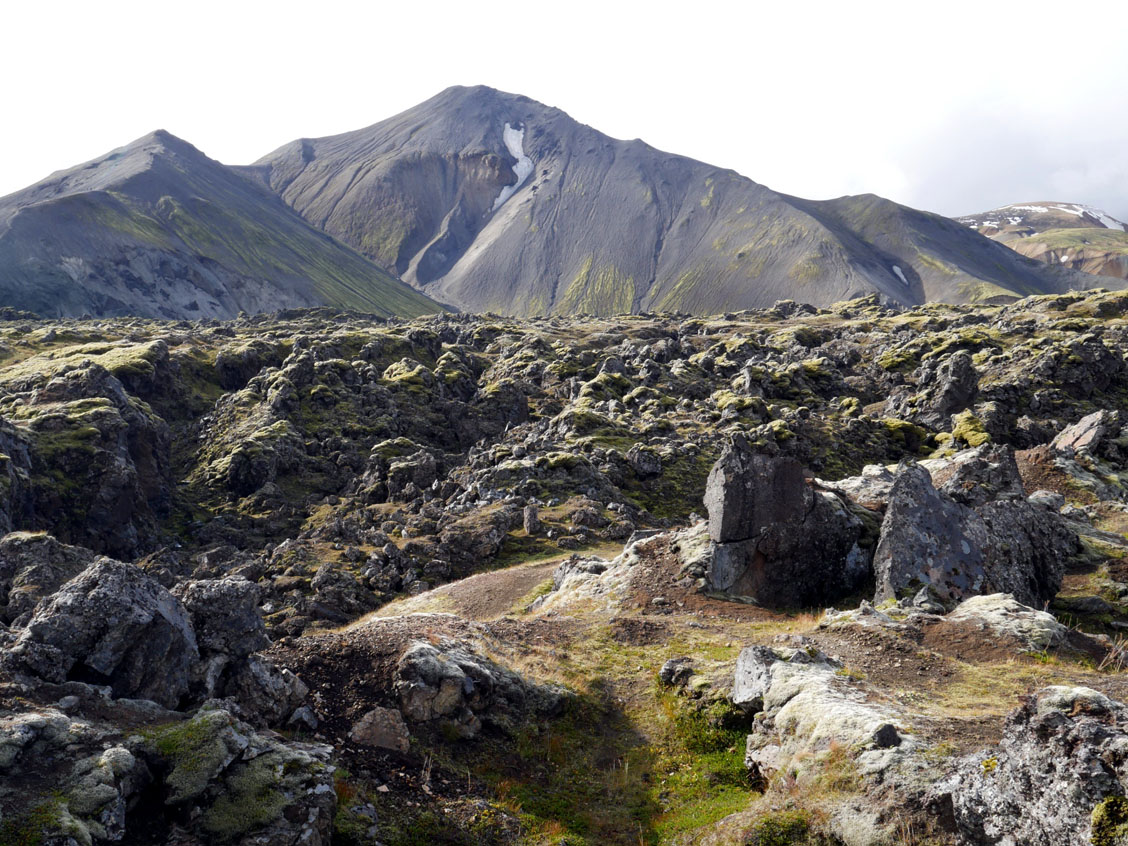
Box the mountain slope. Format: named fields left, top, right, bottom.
left=248, top=85, right=1103, bottom=315
left=0, top=131, right=444, bottom=319
left=959, top=202, right=1128, bottom=281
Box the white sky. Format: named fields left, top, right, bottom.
left=3, top=0, right=1127, bottom=220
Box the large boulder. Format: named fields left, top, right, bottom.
left=704, top=436, right=805, bottom=544
left=1051, top=410, right=1117, bottom=457
left=945, top=594, right=1069, bottom=652
left=396, top=639, right=563, bottom=738
left=0, top=532, right=96, bottom=627
left=26, top=361, right=172, bottom=557
left=173, top=577, right=269, bottom=661
left=928, top=687, right=1128, bottom=845
left=888, top=349, right=980, bottom=429
left=173, top=577, right=307, bottom=724
left=0, top=708, right=149, bottom=845
left=928, top=444, right=1026, bottom=507
left=703, top=436, right=869, bottom=607
left=4, top=559, right=198, bottom=708
left=872, top=462, right=1074, bottom=608
left=734, top=643, right=917, bottom=786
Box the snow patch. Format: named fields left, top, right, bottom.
left=492, top=122, right=534, bottom=211
left=891, top=265, right=909, bottom=286
left=1085, top=206, right=1128, bottom=231
left=1060, top=255, right=1071, bottom=263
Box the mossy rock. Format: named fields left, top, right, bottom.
left=951, top=409, right=991, bottom=447
left=199, top=750, right=291, bottom=841
left=145, top=711, right=250, bottom=804
left=745, top=809, right=814, bottom=845
left=1092, top=795, right=1128, bottom=846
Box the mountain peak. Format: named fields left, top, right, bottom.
left=250, top=91, right=1106, bottom=315
left=961, top=202, right=1127, bottom=233
left=959, top=201, right=1128, bottom=280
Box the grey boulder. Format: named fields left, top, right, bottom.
left=873, top=462, right=1074, bottom=608
left=395, top=639, right=563, bottom=737
left=173, top=577, right=269, bottom=660
left=5, top=558, right=198, bottom=708
left=929, top=686, right=1128, bottom=846
left=0, top=532, right=96, bottom=627
left=703, top=436, right=869, bottom=607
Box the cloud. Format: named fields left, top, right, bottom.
left=886, top=103, right=1128, bottom=220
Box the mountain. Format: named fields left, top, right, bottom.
left=958, top=202, right=1128, bottom=281
left=0, top=131, right=443, bottom=319
left=247, top=85, right=1104, bottom=315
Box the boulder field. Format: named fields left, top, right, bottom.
left=5, top=291, right=1128, bottom=843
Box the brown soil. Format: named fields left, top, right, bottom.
left=1015, top=445, right=1098, bottom=504
left=619, top=534, right=784, bottom=622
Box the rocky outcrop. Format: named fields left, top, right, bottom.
left=703, top=436, right=869, bottom=607
left=5, top=559, right=198, bottom=708
left=0, top=704, right=335, bottom=846
left=889, top=350, right=980, bottom=429
left=0, top=532, right=95, bottom=626
left=872, top=461, right=1075, bottom=608
left=23, top=361, right=173, bottom=557
left=395, top=639, right=564, bottom=738
left=174, top=577, right=270, bottom=660
left=929, top=686, right=1128, bottom=845
left=928, top=443, right=1026, bottom=507
left=733, top=643, right=917, bottom=785
left=945, top=593, right=1069, bottom=652
left=173, top=577, right=307, bottom=724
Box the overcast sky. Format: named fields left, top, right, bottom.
left=3, top=1, right=1127, bottom=220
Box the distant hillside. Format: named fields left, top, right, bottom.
left=247, top=85, right=1105, bottom=315
left=0, top=131, right=444, bottom=319
left=959, top=202, right=1128, bottom=281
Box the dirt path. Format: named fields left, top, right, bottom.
left=357, top=542, right=623, bottom=623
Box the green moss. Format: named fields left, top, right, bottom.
left=0, top=800, right=65, bottom=846
left=951, top=409, right=991, bottom=447
left=1091, top=794, right=1128, bottom=846
left=916, top=251, right=960, bottom=276
left=359, top=214, right=412, bottom=267
left=712, top=390, right=763, bottom=415
left=578, top=371, right=632, bottom=401
left=881, top=417, right=928, bottom=452
left=788, top=257, right=821, bottom=285
left=653, top=266, right=715, bottom=313
left=144, top=711, right=243, bottom=804
left=539, top=451, right=584, bottom=472
left=745, top=809, right=813, bottom=845
left=767, top=419, right=795, bottom=442
left=878, top=348, right=918, bottom=373
left=200, top=752, right=289, bottom=841
left=555, top=256, right=637, bottom=316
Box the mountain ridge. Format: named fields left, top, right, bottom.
left=0, top=130, right=445, bottom=319
left=959, top=201, right=1128, bottom=280
left=249, top=85, right=1111, bottom=315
